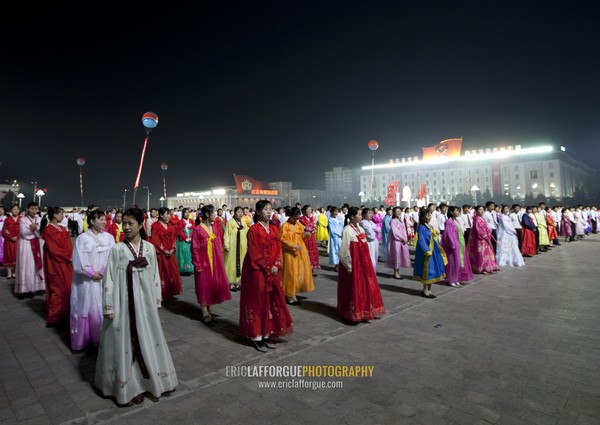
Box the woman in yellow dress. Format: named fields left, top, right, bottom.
left=280, top=207, right=314, bottom=305
left=223, top=207, right=249, bottom=292
left=316, top=207, right=329, bottom=248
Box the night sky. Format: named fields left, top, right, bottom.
left=2, top=1, right=599, bottom=208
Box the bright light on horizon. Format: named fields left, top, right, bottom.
left=362, top=145, right=554, bottom=170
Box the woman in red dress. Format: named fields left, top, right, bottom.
left=41, top=207, right=74, bottom=327
left=239, top=200, right=293, bottom=352
left=2, top=204, right=21, bottom=279
left=337, top=207, right=385, bottom=323
left=151, top=208, right=182, bottom=304
left=299, top=205, right=320, bottom=276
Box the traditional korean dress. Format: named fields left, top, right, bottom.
left=176, top=218, right=194, bottom=274
left=1, top=214, right=20, bottom=268
left=280, top=221, right=314, bottom=298
left=223, top=218, right=249, bottom=285
left=42, top=223, right=74, bottom=325
left=70, top=229, right=115, bottom=350
left=495, top=214, right=524, bottom=267
left=299, top=214, right=321, bottom=270
left=441, top=218, right=473, bottom=283
left=413, top=224, right=446, bottom=283
left=15, top=215, right=45, bottom=295
left=467, top=215, right=499, bottom=274
left=151, top=221, right=183, bottom=301
left=521, top=214, right=537, bottom=256
left=239, top=221, right=293, bottom=340
left=95, top=239, right=178, bottom=405
left=328, top=216, right=344, bottom=266
left=360, top=219, right=381, bottom=273
left=385, top=217, right=411, bottom=269
left=0, top=213, right=5, bottom=263
left=191, top=222, right=231, bottom=306
left=316, top=213, right=329, bottom=243
left=337, top=224, right=385, bottom=323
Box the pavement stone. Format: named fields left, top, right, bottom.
left=0, top=236, right=599, bottom=424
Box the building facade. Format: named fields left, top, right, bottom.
left=355, top=144, right=594, bottom=205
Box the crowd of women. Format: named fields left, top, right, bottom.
left=0, top=198, right=596, bottom=407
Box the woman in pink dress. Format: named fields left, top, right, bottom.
left=191, top=205, right=231, bottom=325
left=385, top=207, right=411, bottom=280
left=299, top=205, right=320, bottom=276
left=441, top=206, right=473, bottom=286
left=467, top=205, right=499, bottom=274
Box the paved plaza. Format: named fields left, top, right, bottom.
left=1, top=236, right=600, bottom=425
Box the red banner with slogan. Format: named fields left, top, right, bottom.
left=422, top=138, right=463, bottom=160
left=234, top=175, right=278, bottom=195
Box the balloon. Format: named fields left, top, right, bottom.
left=368, top=140, right=379, bottom=151
left=161, top=163, right=168, bottom=171
left=76, top=157, right=86, bottom=166
left=142, top=112, right=159, bottom=129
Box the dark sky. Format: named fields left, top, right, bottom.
left=2, top=1, right=599, bottom=208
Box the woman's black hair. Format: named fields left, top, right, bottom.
left=158, top=207, right=169, bottom=217
left=26, top=201, right=39, bottom=209
left=253, top=200, right=271, bottom=223
left=447, top=205, right=459, bottom=218
left=345, top=206, right=360, bottom=225
left=361, top=207, right=371, bottom=219
left=40, top=207, right=63, bottom=233
left=287, top=206, right=301, bottom=217
left=330, top=206, right=340, bottom=214
left=201, top=205, right=215, bottom=224
left=87, top=209, right=106, bottom=227
left=418, top=207, right=430, bottom=225
left=122, top=207, right=147, bottom=240
left=233, top=206, right=243, bottom=214
left=392, top=206, right=402, bottom=218
left=301, top=204, right=311, bottom=214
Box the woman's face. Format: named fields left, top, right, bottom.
left=331, top=210, right=339, bottom=218
left=304, top=207, right=313, bottom=216
left=476, top=207, right=485, bottom=216
left=92, top=215, right=107, bottom=232
left=11, top=206, right=19, bottom=216
left=160, top=211, right=171, bottom=223
left=208, top=211, right=217, bottom=223
left=235, top=209, right=243, bottom=220
left=452, top=208, right=460, bottom=218
left=351, top=210, right=362, bottom=225
left=365, top=210, right=373, bottom=220
left=258, top=204, right=272, bottom=222
left=183, top=210, right=190, bottom=219
left=54, top=210, right=64, bottom=223
left=502, top=206, right=509, bottom=215
left=122, top=215, right=141, bottom=240
left=27, top=205, right=39, bottom=217
left=115, top=212, right=123, bottom=224
left=393, top=208, right=401, bottom=219
left=287, top=214, right=300, bottom=225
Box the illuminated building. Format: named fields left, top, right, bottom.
left=356, top=142, right=594, bottom=205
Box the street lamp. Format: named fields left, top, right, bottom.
left=30, top=181, right=37, bottom=201
left=36, top=189, right=45, bottom=207
left=470, top=185, right=480, bottom=206
left=17, top=193, right=25, bottom=208
left=142, top=186, right=151, bottom=211
left=123, top=189, right=129, bottom=210
left=159, top=197, right=165, bottom=208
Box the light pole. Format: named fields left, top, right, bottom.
left=123, top=189, right=129, bottom=210
left=143, top=186, right=151, bottom=211
left=17, top=193, right=25, bottom=208
left=36, top=189, right=45, bottom=208
left=471, top=185, right=480, bottom=206
left=30, top=181, right=37, bottom=201
left=159, top=197, right=165, bottom=208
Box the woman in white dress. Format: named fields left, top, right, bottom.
left=15, top=202, right=45, bottom=298
left=360, top=207, right=381, bottom=273
left=70, top=210, right=115, bottom=351
left=95, top=208, right=177, bottom=407
left=496, top=205, right=525, bottom=267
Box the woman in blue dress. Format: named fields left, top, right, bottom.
left=328, top=207, right=344, bottom=272
left=413, top=208, right=446, bottom=299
